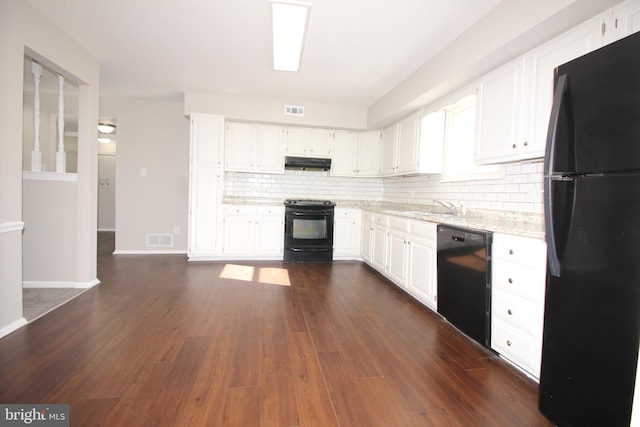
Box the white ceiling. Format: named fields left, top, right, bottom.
left=25, top=0, right=502, bottom=107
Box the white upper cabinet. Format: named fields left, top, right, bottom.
left=225, top=122, right=284, bottom=173
left=475, top=57, right=528, bottom=164
left=225, top=122, right=255, bottom=171
left=284, top=127, right=332, bottom=158
left=307, top=128, right=333, bottom=157
left=603, top=0, right=640, bottom=45
left=381, top=111, right=442, bottom=176
left=190, top=113, right=224, bottom=168
left=475, top=16, right=602, bottom=164
left=396, top=112, right=421, bottom=175
left=330, top=130, right=358, bottom=176
left=381, top=123, right=398, bottom=176
left=524, top=17, right=603, bottom=162
left=256, top=125, right=285, bottom=173
left=357, top=131, right=381, bottom=176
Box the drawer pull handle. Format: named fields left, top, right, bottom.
left=509, top=249, right=514, bottom=255
left=507, top=340, right=512, bottom=347
left=508, top=277, right=513, bottom=284
left=507, top=309, right=513, bottom=315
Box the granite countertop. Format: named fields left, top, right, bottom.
left=221, top=197, right=546, bottom=240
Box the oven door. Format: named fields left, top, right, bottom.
left=284, top=207, right=334, bottom=261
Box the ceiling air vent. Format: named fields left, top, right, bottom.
left=284, top=105, right=305, bottom=117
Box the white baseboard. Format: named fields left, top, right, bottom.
left=113, top=250, right=187, bottom=255
left=23, top=278, right=100, bottom=289
left=0, top=317, right=28, bottom=339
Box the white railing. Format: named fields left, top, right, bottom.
left=30, top=59, right=68, bottom=174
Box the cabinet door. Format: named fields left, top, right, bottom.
left=223, top=207, right=254, bottom=255
left=387, top=230, right=408, bottom=286
left=308, top=128, right=332, bottom=157
left=256, top=125, right=284, bottom=173
left=331, top=131, right=357, bottom=176
left=334, top=209, right=361, bottom=257
left=407, top=236, right=437, bottom=310
left=526, top=17, right=602, bottom=158
left=372, top=226, right=387, bottom=272
left=381, top=124, right=398, bottom=176
left=190, top=114, right=224, bottom=168
left=604, top=1, right=640, bottom=45
left=475, top=57, right=527, bottom=164
left=361, top=222, right=373, bottom=262
left=254, top=214, right=283, bottom=255
left=358, top=131, right=381, bottom=176
left=225, top=123, right=255, bottom=171
left=285, top=127, right=308, bottom=156
left=396, top=112, right=420, bottom=175
left=188, top=168, right=222, bottom=256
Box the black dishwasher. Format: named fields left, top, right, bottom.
left=437, top=225, right=492, bottom=348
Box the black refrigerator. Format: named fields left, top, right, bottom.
left=540, top=31, right=640, bottom=426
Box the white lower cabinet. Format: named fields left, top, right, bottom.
left=333, top=208, right=362, bottom=259
left=406, top=220, right=437, bottom=310
left=360, top=211, right=374, bottom=263
left=361, top=212, right=438, bottom=312
left=386, top=217, right=410, bottom=287
left=491, top=233, right=547, bottom=379
left=222, top=205, right=284, bottom=258
left=371, top=214, right=389, bottom=272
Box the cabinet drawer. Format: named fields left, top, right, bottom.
left=492, top=288, right=543, bottom=337
left=492, top=260, right=546, bottom=303
left=223, top=205, right=254, bottom=215
left=491, top=318, right=542, bottom=378
left=409, top=219, right=437, bottom=241
left=389, top=216, right=410, bottom=232
left=256, top=206, right=283, bottom=216
left=335, top=208, right=360, bottom=219
left=373, top=213, right=389, bottom=227
left=493, top=233, right=546, bottom=267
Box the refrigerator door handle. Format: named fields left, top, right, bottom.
left=544, top=74, right=569, bottom=277
left=544, top=74, right=568, bottom=177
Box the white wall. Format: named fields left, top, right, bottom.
left=225, top=171, right=384, bottom=202
left=382, top=162, right=544, bottom=214
left=100, top=97, right=189, bottom=253
left=184, top=92, right=368, bottom=130
left=22, top=178, right=77, bottom=283
left=0, top=0, right=100, bottom=336
left=223, top=163, right=542, bottom=215
left=368, top=0, right=621, bottom=129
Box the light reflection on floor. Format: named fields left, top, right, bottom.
left=219, top=264, right=291, bottom=287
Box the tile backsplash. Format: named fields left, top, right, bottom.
left=224, top=160, right=544, bottom=214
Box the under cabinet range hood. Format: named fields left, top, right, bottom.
left=284, top=156, right=331, bottom=171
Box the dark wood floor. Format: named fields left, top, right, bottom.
left=0, top=232, right=552, bottom=426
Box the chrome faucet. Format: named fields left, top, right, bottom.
left=434, top=199, right=457, bottom=215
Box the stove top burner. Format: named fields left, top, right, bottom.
left=284, top=199, right=336, bottom=207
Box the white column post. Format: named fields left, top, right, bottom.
left=31, top=62, right=42, bottom=172
left=56, top=74, right=66, bottom=173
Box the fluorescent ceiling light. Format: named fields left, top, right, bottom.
left=98, top=137, right=111, bottom=144
left=271, top=0, right=311, bottom=72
